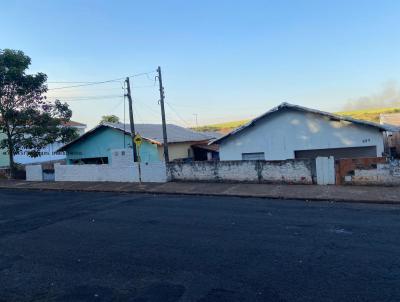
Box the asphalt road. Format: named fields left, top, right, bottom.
left=0, top=190, right=400, bottom=302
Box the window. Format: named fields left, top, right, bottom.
left=72, top=157, right=109, bottom=165
left=242, top=152, right=265, bottom=160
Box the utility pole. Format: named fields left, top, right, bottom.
left=193, top=113, right=198, bottom=128
left=125, top=77, right=138, bottom=162
left=157, top=66, right=169, bottom=162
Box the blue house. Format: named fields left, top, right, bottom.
left=58, top=123, right=215, bottom=164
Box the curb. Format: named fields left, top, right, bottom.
left=0, top=185, right=399, bottom=205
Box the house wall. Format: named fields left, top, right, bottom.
left=65, top=127, right=160, bottom=164
left=157, top=142, right=194, bottom=161
left=168, top=160, right=313, bottom=184
left=14, top=141, right=67, bottom=164
left=0, top=125, right=86, bottom=165
left=219, top=109, right=385, bottom=161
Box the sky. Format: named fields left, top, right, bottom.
left=1, top=0, right=400, bottom=128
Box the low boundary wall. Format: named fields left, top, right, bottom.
left=55, top=162, right=167, bottom=183
left=336, top=157, right=400, bottom=186
left=168, top=160, right=313, bottom=184
left=26, top=165, right=43, bottom=181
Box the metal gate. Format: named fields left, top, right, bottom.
left=42, top=169, right=55, bottom=182
left=316, top=156, right=335, bottom=185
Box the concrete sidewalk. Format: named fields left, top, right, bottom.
left=0, top=180, right=399, bottom=204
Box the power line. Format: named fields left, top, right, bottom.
left=108, top=96, right=125, bottom=113
left=132, top=105, right=145, bottom=124
left=133, top=99, right=184, bottom=125
left=47, top=70, right=156, bottom=91
left=165, top=101, right=192, bottom=127
left=48, top=78, right=124, bottom=91
left=48, top=81, right=104, bottom=84
left=47, top=94, right=123, bottom=101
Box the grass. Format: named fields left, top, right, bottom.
left=336, top=107, right=400, bottom=123
left=193, top=107, right=400, bottom=133
left=193, top=119, right=250, bottom=134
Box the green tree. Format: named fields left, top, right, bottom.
left=0, top=49, right=77, bottom=177
left=101, top=115, right=120, bottom=123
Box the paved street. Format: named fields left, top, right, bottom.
left=0, top=190, right=400, bottom=301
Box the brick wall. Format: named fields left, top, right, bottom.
left=336, top=157, right=400, bottom=186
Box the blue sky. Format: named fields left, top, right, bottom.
left=1, top=0, right=400, bottom=128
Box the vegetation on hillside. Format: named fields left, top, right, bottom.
left=336, top=107, right=400, bottom=123
left=193, top=107, right=400, bottom=133
left=193, top=120, right=250, bottom=134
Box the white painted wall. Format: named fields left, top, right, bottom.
left=26, top=165, right=43, bottom=181
left=54, top=148, right=167, bottom=183
left=110, top=148, right=134, bottom=166
left=219, top=110, right=385, bottom=160
left=141, top=162, right=167, bottom=182
left=168, top=160, right=313, bottom=184
left=55, top=164, right=139, bottom=182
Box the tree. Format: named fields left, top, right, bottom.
left=101, top=115, right=120, bottom=123
left=0, top=49, right=78, bottom=177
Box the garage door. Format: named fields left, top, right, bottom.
left=294, top=146, right=377, bottom=160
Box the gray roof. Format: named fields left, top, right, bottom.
left=104, top=123, right=214, bottom=144
left=213, top=102, right=397, bottom=144
left=58, top=123, right=215, bottom=151
left=199, top=131, right=224, bottom=139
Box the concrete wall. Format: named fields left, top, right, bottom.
left=55, top=148, right=167, bottom=183
left=55, top=164, right=139, bottom=182
left=55, top=163, right=167, bottom=183
left=168, top=160, right=313, bottom=184
left=26, top=165, right=43, bottom=181
left=140, top=162, right=167, bottom=182
left=219, top=109, right=385, bottom=161
left=341, top=159, right=400, bottom=186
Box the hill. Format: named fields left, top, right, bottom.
left=193, top=120, right=250, bottom=134
left=193, top=107, right=400, bottom=133
left=337, top=107, right=400, bottom=123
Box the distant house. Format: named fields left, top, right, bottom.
left=380, top=112, right=400, bottom=157
left=58, top=123, right=216, bottom=164
left=213, top=103, right=394, bottom=161
left=0, top=121, right=87, bottom=166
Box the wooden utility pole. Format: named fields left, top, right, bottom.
left=125, top=77, right=138, bottom=162
left=157, top=66, right=169, bottom=162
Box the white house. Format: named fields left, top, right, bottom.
left=214, top=103, right=394, bottom=161
left=13, top=121, right=87, bottom=165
